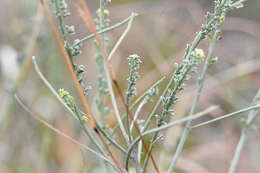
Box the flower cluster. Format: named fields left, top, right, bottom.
left=94, top=1, right=111, bottom=31
left=126, top=54, right=142, bottom=103
left=55, top=0, right=70, bottom=18
left=161, top=48, right=205, bottom=118
left=143, top=87, right=159, bottom=104
left=53, top=0, right=90, bottom=95
left=58, top=88, right=76, bottom=112
left=54, top=0, right=83, bottom=58
left=201, top=0, right=245, bottom=40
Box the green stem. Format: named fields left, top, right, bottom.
left=110, top=76, right=165, bottom=136
left=107, top=13, right=137, bottom=61
left=53, top=0, right=75, bottom=64
left=54, top=0, right=66, bottom=40
left=75, top=107, right=107, bottom=154
left=14, top=94, right=118, bottom=170
left=104, top=57, right=129, bottom=143
left=228, top=88, right=260, bottom=173
left=228, top=130, right=247, bottom=173
left=229, top=89, right=260, bottom=173
left=126, top=30, right=205, bottom=169
left=167, top=24, right=221, bottom=173
left=32, top=56, right=107, bottom=153
left=99, top=0, right=105, bottom=43
left=125, top=67, right=134, bottom=143
left=32, top=56, right=77, bottom=119
left=139, top=61, right=196, bottom=169
left=191, top=103, right=260, bottom=129
left=130, top=100, right=146, bottom=133
left=142, top=74, right=175, bottom=131
left=142, top=32, right=204, bottom=134
left=142, top=133, right=156, bottom=173
left=126, top=102, right=260, bottom=170
left=97, top=0, right=107, bottom=127
left=124, top=106, right=217, bottom=170
left=72, top=14, right=135, bottom=48
left=96, top=122, right=128, bottom=155
left=33, top=56, right=128, bottom=172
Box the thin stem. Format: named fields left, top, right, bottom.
left=72, top=14, right=135, bottom=48
left=141, top=61, right=196, bottom=167
left=111, top=76, right=165, bottom=136
left=125, top=106, right=217, bottom=169
left=167, top=24, right=222, bottom=172
left=53, top=0, right=74, bottom=64
left=42, top=1, right=130, bottom=172
left=228, top=131, right=247, bottom=173
left=32, top=56, right=106, bottom=153
left=130, top=100, right=146, bottom=133
left=99, top=0, right=105, bottom=42
left=79, top=0, right=130, bottom=144
left=137, top=139, right=142, bottom=164
left=104, top=61, right=129, bottom=143
left=77, top=109, right=127, bottom=155
left=142, top=133, right=156, bottom=173
left=96, top=123, right=128, bottom=155
left=145, top=106, right=217, bottom=135
left=126, top=102, right=260, bottom=169
left=132, top=77, right=166, bottom=110
left=33, top=56, right=128, bottom=172
left=14, top=94, right=117, bottom=169
left=142, top=74, right=175, bottom=132
left=229, top=89, right=260, bottom=173
left=96, top=0, right=108, bottom=129
left=191, top=103, right=260, bottom=129
left=107, top=12, right=136, bottom=143
left=75, top=107, right=107, bottom=154
left=77, top=3, right=160, bottom=171
left=126, top=31, right=205, bottom=170
left=32, top=56, right=77, bottom=119
left=54, top=0, right=66, bottom=41
left=107, top=13, right=137, bottom=61
left=142, top=32, right=204, bottom=134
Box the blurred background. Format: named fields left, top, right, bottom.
left=0, top=0, right=260, bottom=173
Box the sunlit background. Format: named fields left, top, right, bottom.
left=1, top=0, right=260, bottom=173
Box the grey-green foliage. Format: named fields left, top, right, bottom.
left=46, top=0, right=249, bottom=172
left=167, top=1, right=247, bottom=172
left=131, top=87, right=159, bottom=132
left=143, top=87, right=159, bottom=104
left=161, top=48, right=204, bottom=119
left=94, top=42, right=111, bottom=125
left=94, top=1, right=112, bottom=127
left=161, top=0, right=246, bottom=121
left=125, top=54, right=142, bottom=141
left=54, top=0, right=81, bottom=57
left=126, top=54, right=142, bottom=104
left=53, top=0, right=90, bottom=95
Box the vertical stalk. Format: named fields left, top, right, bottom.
left=96, top=0, right=129, bottom=144
left=98, top=1, right=118, bottom=172
left=98, top=0, right=106, bottom=127
left=228, top=89, right=260, bottom=173
left=167, top=24, right=222, bottom=173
